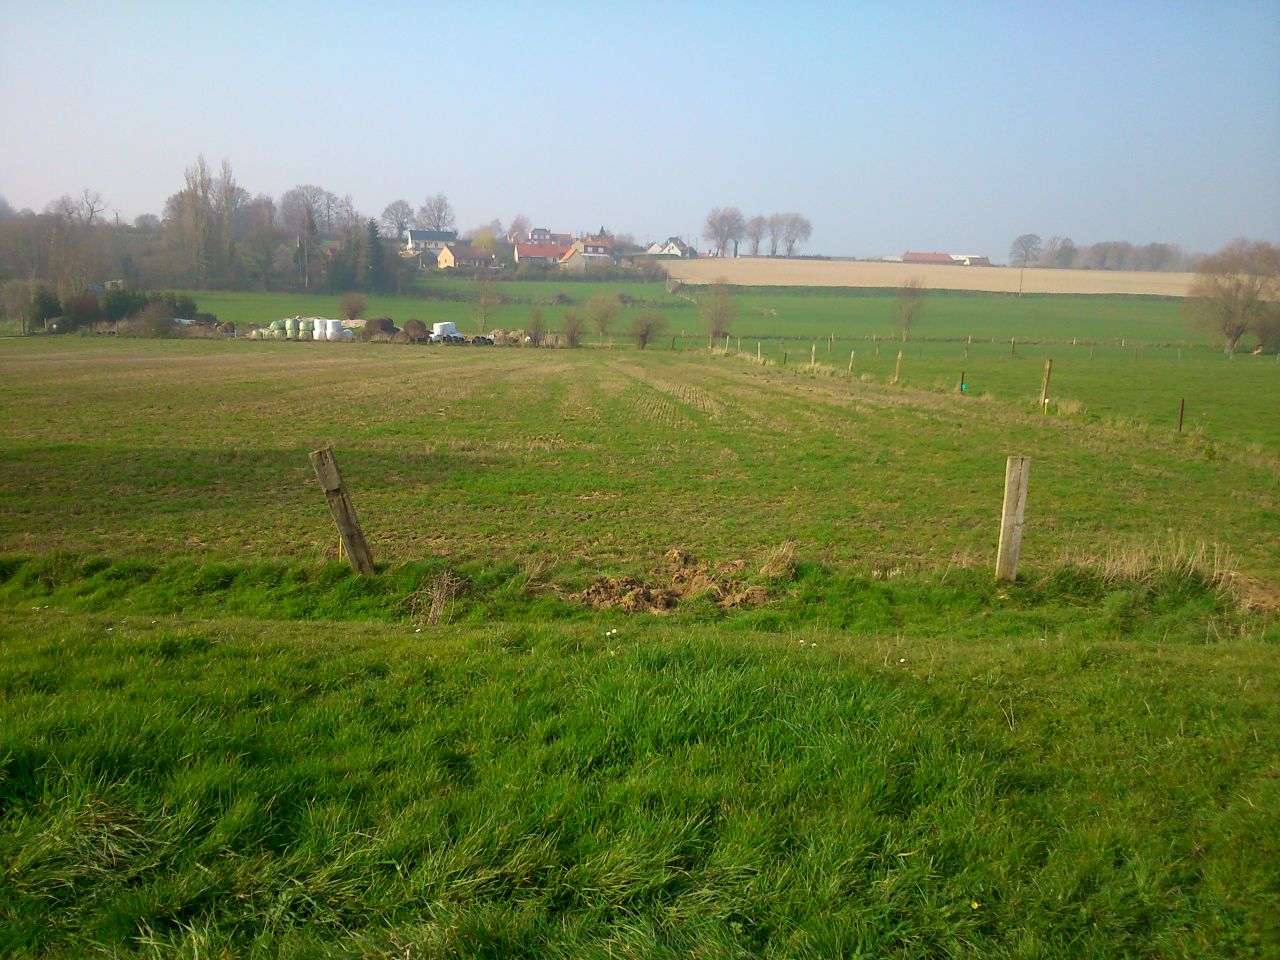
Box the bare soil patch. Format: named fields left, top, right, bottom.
left=572, top=548, right=770, bottom=613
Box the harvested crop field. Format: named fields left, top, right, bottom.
left=665, top=257, right=1198, bottom=296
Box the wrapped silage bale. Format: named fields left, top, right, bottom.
left=297, top=328, right=312, bottom=341
left=285, top=317, right=299, bottom=339
left=313, top=318, right=327, bottom=341
left=327, top=319, right=344, bottom=340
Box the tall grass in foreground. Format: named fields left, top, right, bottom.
left=1, top=560, right=1277, bottom=957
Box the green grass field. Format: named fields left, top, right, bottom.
left=190, top=281, right=1201, bottom=346
left=1, top=298, right=1278, bottom=957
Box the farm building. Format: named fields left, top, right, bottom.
left=528, top=227, right=573, bottom=245
left=437, top=243, right=496, bottom=269
left=902, top=251, right=991, bottom=266
left=404, top=229, right=458, bottom=255
left=645, top=237, right=696, bottom=258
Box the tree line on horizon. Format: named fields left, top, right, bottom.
left=0, top=155, right=660, bottom=310
left=1009, top=233, right=1198, bottom=272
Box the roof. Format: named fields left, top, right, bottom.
left=407, top=229, right=458, bottom=242
left=443, top=243, right=493, bottom=261
left=901, top=251, right=959, bottom=264
left=515, top=243, right=569, bottom=259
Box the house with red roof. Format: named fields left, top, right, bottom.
left=514, top=243, right=569, bottom=266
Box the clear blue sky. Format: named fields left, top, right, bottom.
left=2, top=0, right=1277, bottom=260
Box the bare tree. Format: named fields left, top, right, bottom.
left=1010, top=234, right=1042, bottom=267
left=526, top=307, right=546, bottom=346
left=1010, top=233, right=1042, bottom=297
left=782, top=213, right=812, bottom=256
left=473, top=277, right=502, bottom=333
left=699, top=280, right=735, bottom=339
left=561, top=309, right=585, bottom=347
left=766, top=213, right=787, bottom=256
left=702, top=207, right=745, bottom=258
left=241, top=194, right=280, bottom=289
left=1039, top=236, right=1077, bottom=269
left=417, top=193, right=456, bottom=232
left=585, top=293, right=620, bottom=343
left=744, top=216, right=767, bottom=256
left=1, top=279, right=33, bottom=334
left=896, top=278, right=927, bottom=342
left=1186, top=239, right=1280, bottom=355
left=163, top=156, right=215, bottom=286
left=211, top=160, right=247, bottom=283
left=381, top=200, right=414, bottom=240
left=507, top=214, right=531, bottom=243
left=631, top=312, right=666, bottom=349
left=279, top=185, right=335, bottom=237
left=45, top=195, right=78, bottom=222
left=334, top=194, right=363, bottom=239
left=75, top=189, right=107, bottom=225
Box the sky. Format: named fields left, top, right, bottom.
left=1, top=0, right=1277, bottom=260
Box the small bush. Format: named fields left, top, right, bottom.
left=340, top=292, right=367, bottom=321
left=561, top=310, right=584, bottom=348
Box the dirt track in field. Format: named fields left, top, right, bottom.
left=663, top=258, right=1196, bottom=296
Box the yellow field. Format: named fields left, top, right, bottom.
left=663, top=258, right=1196, bottom=296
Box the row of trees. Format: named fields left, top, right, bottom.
left=703, top=208, right=813, bottom=258
left=1009, top=234, right=1196, bottom=272
left=0, top=159, right=426, bottom=301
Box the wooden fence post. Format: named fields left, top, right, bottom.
left=1177, top=398, right=1185, bottom=433
left=1039, top=358, right=1053, bottom=413
left=811, top=343, right=816, bottom=367
left=995, top=456, right=1031, bottom=582
left=309, top=447, right=375, bottom=575
left=892, top=349, right=903, bottom=384
left=847, top=350, right=855, bottom=376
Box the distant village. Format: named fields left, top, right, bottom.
left=403, top=227, right=991, bottom=273
left=401, top=226, right=698, bottom=273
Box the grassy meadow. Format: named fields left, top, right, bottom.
left=195, top=280, right=1195, bottom=342
left=1, top=291, right=1278, bottom=957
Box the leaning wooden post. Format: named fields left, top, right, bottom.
left=847, top=350, right=855, bottom=376
left=995, top=456, right=1031, bottom=582
left=810, top=343, right=816, bottom=367
left=1039, top=358, right=1053, bottom=413
left=309, top=447, right=375, bottom=575
left=891, top=349, right=903, bottom=384
left=1177, top=398, right=1185, bottom=433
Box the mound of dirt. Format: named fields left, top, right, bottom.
left=573, top=550, right=772, bottom=613
left=575, top=576, right=673, bottom=614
